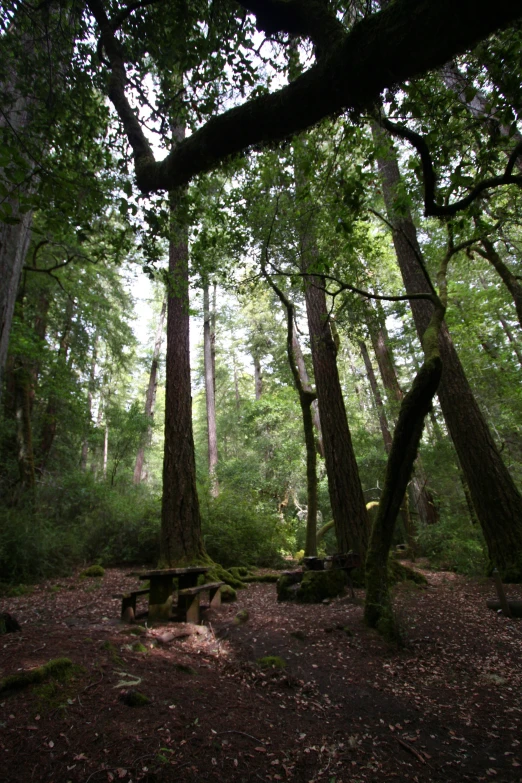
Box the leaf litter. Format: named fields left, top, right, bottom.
left=0, top=565, right=521, bottom=782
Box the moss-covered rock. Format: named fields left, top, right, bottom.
left=204, top=564, right=245, bottom=589
left=229, top=566, right=252, bottom=578
left=276, top=572, right=302, bottom=601
left=297, top=569, right=347, bottom=603
left=242, top=572, right=279, bottom=583
left=80, top=565, right=105, bottom=578
left=220, top=584, right=237, bottom=602
left=120, top=689, right=150, bottom=706
left=257, top=655, right=286, bottom=670
left=388, top=560, right=427, bottom=585
left=0, top=658, right=73, bottom=694
left=234, top=609, right=249, bottom=625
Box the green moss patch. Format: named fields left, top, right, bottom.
left=173, top=663, right=197, bottom=675
left=388, top=560, right=427, bottom=585
left=220, top=584, right=237, bottom=602
left=257, top=656, right=286, bottom=670
left=120, top=689, right=150, bottom=706
left=80, top=565, right=105, bottom=578
left=0, top=657, right=73, bottom=695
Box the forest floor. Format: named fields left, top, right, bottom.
left=1, top=564, right=522, bottom=783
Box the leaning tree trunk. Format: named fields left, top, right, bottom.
left=160, top=185, right=206, bottom=566
left=375, top=125, right=522, bottom=580
left=133, top=299, right=166, bottom=484
left=203, top=282, right=219, bottom=496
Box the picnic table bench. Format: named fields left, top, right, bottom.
left=117, top=567, right=224, bottom=625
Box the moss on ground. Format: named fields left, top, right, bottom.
left=0, top=658, right=73, bottom=695
left=219, top=584, right=237, bottom=602
left=388, top=560, right=427, bottom=585
left=80, top=565, right=105, bottom=578
left=257, top=656, right=286, bottom=669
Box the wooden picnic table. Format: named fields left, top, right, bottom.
left=138, top=566, right=210, bottom=623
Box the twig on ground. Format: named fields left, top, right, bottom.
left=217, top=730, right=264, bottom=743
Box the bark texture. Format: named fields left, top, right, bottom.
left=160, top=188, right=206, bottom=566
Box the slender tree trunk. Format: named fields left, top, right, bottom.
left=133, top=300, right=166, bottom=484
left=261, top=263, right=318, bottom=556
left=160, top=184, right=206, bottom=565
left=203, top=283, right=219, bottom=496
left=39, top=297, right=74, bottom=469
left=292, top=327, right=325, bottom=457
left=375, top=125, right=522, bottom=579
left=103, top=419, right=108, bottom=479
left=81, top=337, right=98, bottom=472
left=475, top=239, right=522, bottom=329
left=253, top=355, right=263, bottom=399
left=359, top=339, right=416, bottom=551
left=499, top=315, right=522, bottom=368
left=359, top=340, right=393, bottom=450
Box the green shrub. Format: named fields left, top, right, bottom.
left=200, top=488, right=290, bottom=568
left=0, top=473, right=161, bottom=583
left=417, top=513, right=487, bottom=576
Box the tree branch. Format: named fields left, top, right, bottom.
left=380, top=115, right=522, bottom=216
left=87, top=0, right=522, bottom=194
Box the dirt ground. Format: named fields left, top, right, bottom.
left=1, top=564, right=522, bottom=783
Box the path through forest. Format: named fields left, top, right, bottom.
left=1, top=566, right=521, bottom=782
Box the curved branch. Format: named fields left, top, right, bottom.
left=380, top=116, right=522, bottom=217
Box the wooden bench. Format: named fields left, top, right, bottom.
left=115, top=588, right=150, bottom=623
left=177, top=582, right=225, bottom=624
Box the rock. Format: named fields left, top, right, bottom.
left=0, top=613, right=21, bottom=634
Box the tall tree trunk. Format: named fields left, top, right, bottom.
left=304, top=278, right=369, bottom=556
left=39, top=297, right=74, bottom=469
left=103, top=418, right=109, bottom=479
left=160, top=184, right=206, bottom=565
left=359, top=339, right=393, bottom=450
left=375, top=125, right=522, bottom=579
left=133, top=300, right=166, bottom=484
left=81, top=337, right=98, bottom=472
left=203, top=283, right=219, bottom=496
